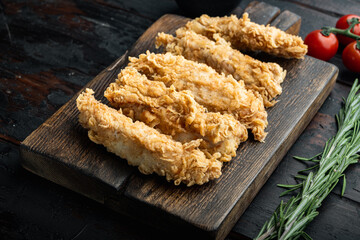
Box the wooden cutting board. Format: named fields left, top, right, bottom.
left=20, top=2, right=338, bottom=239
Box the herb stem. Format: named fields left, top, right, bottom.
left=255, top=79, right=360, bottom=240
left=321, top=17, right=360, bottom=40
left=323, top=27, right=360, bottom=40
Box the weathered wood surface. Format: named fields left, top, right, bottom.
left=20, top=2, right=338, bottom=240
left=1, top=0, right=359, bottom=239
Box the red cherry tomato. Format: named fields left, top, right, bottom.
left=304, top=30, right=339, bottom=61
left=335, top=14, right=360, bottom=46
left=342, top=41, right=360, bottom=73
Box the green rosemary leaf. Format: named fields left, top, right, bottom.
left=293, top=152, right=321, bottom=161
left=279, top=186, right=302, bottom=197
left=284, top=196, right=299, bottom=219
left=294, top=174, right=308, bottom=180
left=277, top=183, right=303, bottom=189
left=341, top=174, right=346, bottom=196
left=302, top=172, right=313, bottom=195
left=278, top=201, right=285, bottom=239
left=309, top=174, right=329, bottom=193
left=301, top=231, right=313, bottom=240
left=255, top=79, right=360, bottom=240
left=273, top=212, right=278, bottom=239
left=298, top=164, right=319, bottom=173
left=282, top=212, right=319, bottom=240
left=256, top=221, right=268, bottom=239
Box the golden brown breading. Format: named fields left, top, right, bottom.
left=76, top=88, right=223, bottom=186
left=128, top=51, right=268, bottom=141
left=183, top=13, right=307, bottom=59
left=156, top=30, right=286, bottom=107
left=104, top=67, right=248, bottom=162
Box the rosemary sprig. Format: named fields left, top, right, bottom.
left=255, top=79, right=360, bottom=240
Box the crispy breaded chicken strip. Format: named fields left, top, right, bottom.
left=104, top=68, right=248, bottom=161
left=156, top=30, right=286, bottom=107
left=77, top=88, right=222, bottom=186
left=183, top=13, right=307, bottom=59
left=128, top=51, right=268, bottom=141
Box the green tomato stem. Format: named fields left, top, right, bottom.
left=322, top=27, right=360, bottom=39
left=321, top=17, right=360, bottom=40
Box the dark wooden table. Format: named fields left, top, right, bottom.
left=1, top=0, right=360, bottom=239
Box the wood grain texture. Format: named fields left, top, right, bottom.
left=244, top=1, right=280, bottom=24
left=0, top=140, right=176, bottom=240
left=20, top=4, right=339, bottom=239
left=0, top=0, right=153, bottom=143
left=20, top=53, right=134, bottom=202
left=0, top=1, right=358, bottom=240
left=121, top=57, right=338, bottom=239
left=116, top=7, right=312, bottom=240
left=286, top=0, right=360, bottom=17
left=271, top=10, right=301, bottom=34
left=19, top=13, right=188, bottom=201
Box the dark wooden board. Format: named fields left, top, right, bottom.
left=1, top=0, right=359, bottom=239
left=20, top=2, right=338, bottom=240
left=0, top=0, right=153, bottom=144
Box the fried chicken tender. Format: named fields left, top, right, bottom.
left=104, top=68, right=248, bottom=162
left=156, top=30, right=286, bottom=107
left=183, top=13, right=307, bottom=59
left=77, top=88, right=223, bottom=186
left=128, top=51, right=268, bottom=141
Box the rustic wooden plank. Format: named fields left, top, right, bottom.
left=20, top=53, right=135, bottom=202
left=243, top=1, right=280, bottom=24
left=20, top=3, right=339, bottom=240
left=2, top=1, right=357, bottom=240
left=271, top=10, right=301, bottom=35
left=19, top=13, right=187, bottom=200
left=128, top=14, right=187, bottom=55
left=93, top=0, right=179, bottom=20
left=0, top=0, right=153, bottom=143
left=0, top=0, right=153, bottom=77
left=19, top=12, right=187, bottom=202
left=22, top=3, right=336, bottom=238
left=174, top=0, right=243, bottom=17
left=0, top=67, right=82, bottom=142
left=230, top=6, right=247, bottom=17
left=288, top=0, right=360, bottom=17
left=122, top=55, right=337, bottom=240
left=0, top=140, right=181, bottom=240
left=0, top=1, right=358, bottom=239
left=232, top=1, right=280, bottom=25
